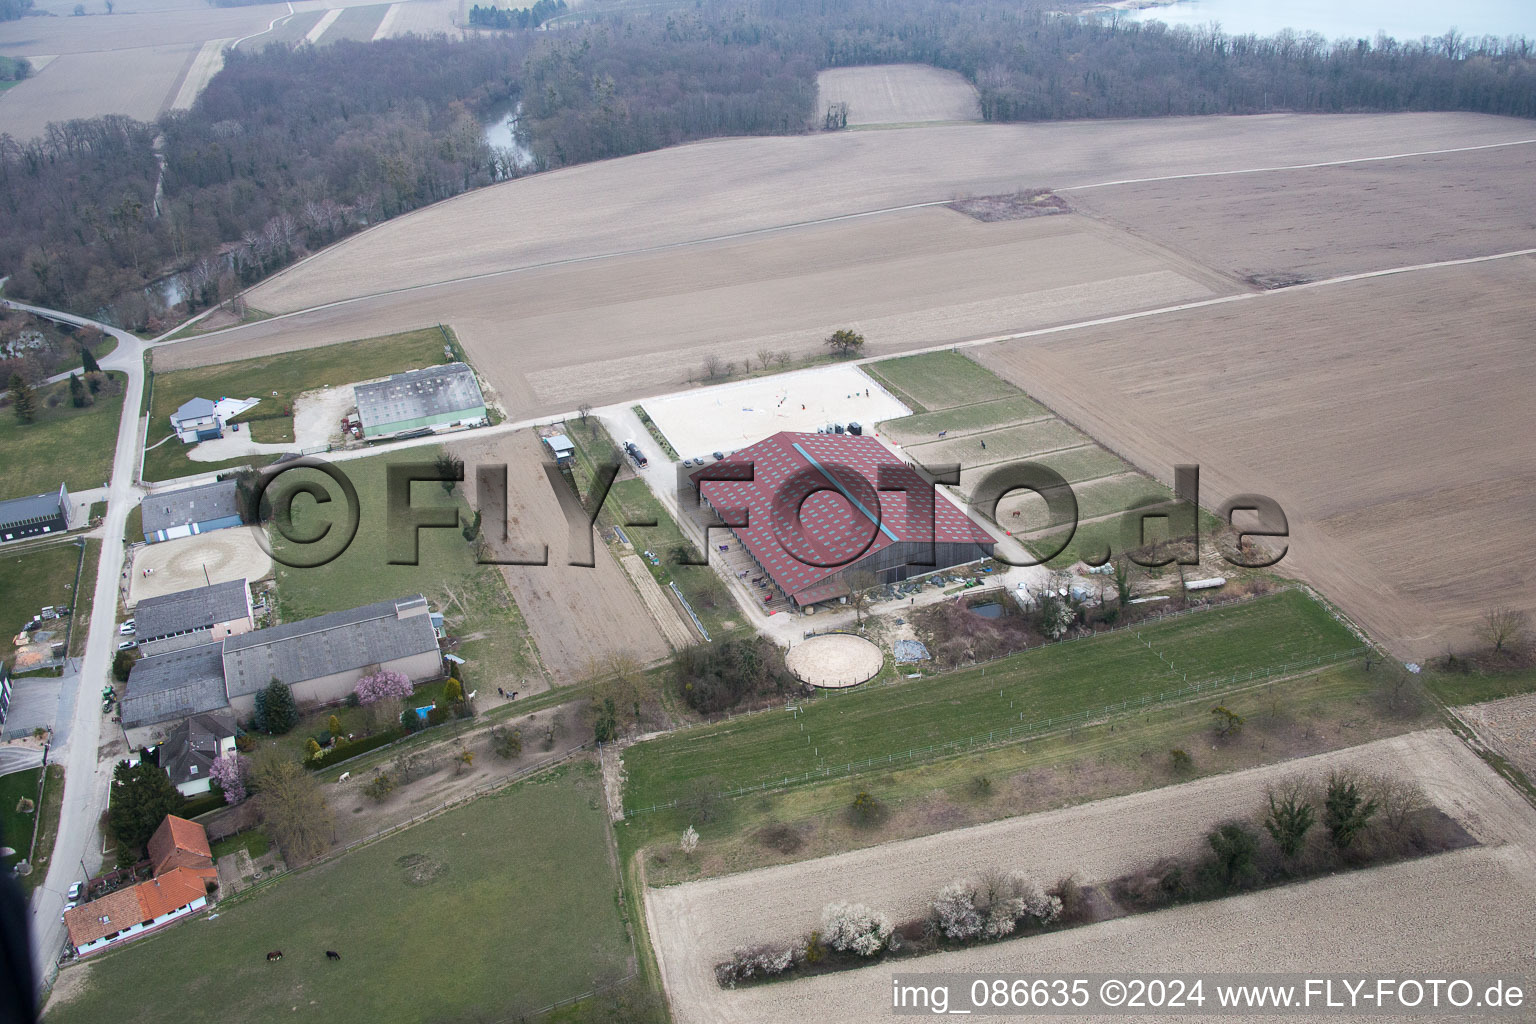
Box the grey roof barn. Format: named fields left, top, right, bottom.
left=121, top=642, right=230, bottom=730
left=221, top=595, right=438, bottom=698
left=141, top=479, right=242, bottom=537
left=135, top=580, right=252, bottom=643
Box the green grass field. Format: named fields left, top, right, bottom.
left=1007, top=444, right=1132, bottom=486
left=0, top=767, right=42, bottom=874
left=270, top=446, right=542, bottom=693
left=877, top=395, right=1048, bottom=443
left=0, top=539, right=88, bottom=670
left=46, top=764, right=631, bottom=1024
left=1069, top=473, right=1175, bottom=521
left=622, top=590, right=1360, bottom=809
left=142, top=327, right=458, bottom=482
left=620, top=657, right=1436, bottom=884
left=904, top=418, right=1090, bottom=468
left=864, top=351, right=1020, bottom=411
left=0, top=372, right=125, bottom=500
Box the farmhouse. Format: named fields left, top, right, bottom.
left=141, top=478, right=244, bottom=543
left=0, top=484, right=72, bottom=542
left=170, top=396, right=259, bottom=443
left=156, top=711, right=237, bottom=797
left=133, top=579, right=254, bottom=645
left=222, top=595, right=441, bottom=715
left=122, top=593, right=441, bottom=741
left=354, top=362, right=486, bottom=437
left=65, top=815, right=216, bottom=956
left=689, top=431, right=995, bottom=609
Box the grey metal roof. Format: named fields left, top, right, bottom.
left=141, top=479, right=241, bottom=536
left=0, top=488, right=65, bottom=529
left=122, top=642, right=229, bottom=729
left=222, top=595, right=437, bottom=698
left=354, top=363, right=484, bottom=429
left=135, top=580, right=251, bottom=642
left=160, top=711, right=235, bottom=786
left=172, top=397, right=216, bottom=423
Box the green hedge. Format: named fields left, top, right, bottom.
left=307, top=728, right=403, bottom=770
left=181, top=789, right=228, bottom=819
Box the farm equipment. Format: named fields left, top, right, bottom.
left=623, top=440, right=649, bottom=468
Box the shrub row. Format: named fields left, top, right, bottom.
left=307, top=728, right=403, bottom=770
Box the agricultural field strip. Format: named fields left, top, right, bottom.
left=646, top=730, right=1536, bottom=1024
left=621, top=592, right=1360, bottom=807
left=241, top=115, right=1536, bottom=312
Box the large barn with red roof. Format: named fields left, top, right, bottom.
left=688, top=431, right=995, bottom=609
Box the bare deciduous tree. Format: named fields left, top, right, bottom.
left=1481, top=606, right=1529, bottom=653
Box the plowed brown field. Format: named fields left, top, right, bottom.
left=243, top=113, right=1536, bottom=312
left=153, top=208, right=1225, bottom=418
left=1068, top=143, right=1536, bottom=286
left=975, top=257, right=1536, bottom=658
left=447, top=430, right=668, bottom=683
left=814, top=64, right=980, bottom=125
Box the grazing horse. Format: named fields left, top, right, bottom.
left=326, top=950, right=342, bottom=961
left=266, top=950, right=283, bottom=962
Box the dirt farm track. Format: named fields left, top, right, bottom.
left=647, top=730, right=1536, bottom=1024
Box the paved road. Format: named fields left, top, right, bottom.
left=5, top=300, right=147, bottom=992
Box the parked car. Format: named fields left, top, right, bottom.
left=712, top=451, right=725, bottom=460
left=67, top=882, right=83, bottom=900
left=60, top=901, right=77, bottom=921
left=118, top=622, right=135, bottom=635
left=117, top=639, right=137, bottom=651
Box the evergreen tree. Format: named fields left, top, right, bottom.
left=8, top=373, right=35, bottom=424
left=109, top=759, right=184, bottom=864
left=68, top=372, right=87, bottom=407
left=79, top=344, right=101, bottom=374
left=257, top=680, right=300, bottom=734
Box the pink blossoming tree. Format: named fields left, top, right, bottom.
left=354, top=669, right=414, bottom=705
left=209, top=752, right=250, bottom=805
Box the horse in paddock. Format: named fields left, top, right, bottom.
left=326, top=950, right=342, bottom=961
left=266, top=950, right=283, bottom=962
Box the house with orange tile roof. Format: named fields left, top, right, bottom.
left=64, top=867, right=211, bottom=956
left=147, top=814, right=218, bottom=885
left=63, top=815, right=218, bottom=956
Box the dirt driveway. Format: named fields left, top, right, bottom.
left=646, top=729, right=1536, bottom=1023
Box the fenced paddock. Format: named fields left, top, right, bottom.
left=785, top=632, right=883, bottom=689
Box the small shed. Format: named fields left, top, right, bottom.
left=545, top=433, right=575, bottom=465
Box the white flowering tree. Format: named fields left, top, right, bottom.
left=932, top=872, right=1061, bottom=942
left=819, top=901, right=893, bottom=957
left=681, top=824, right=699, bottom=857
left=715, top=945, right=795, bottom=988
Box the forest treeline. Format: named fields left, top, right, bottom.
left=0, top=0, right=1532, bottom=325
left=0, top=0, right=32, bottom=20
left=469, top=0, right=566, bottom=31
